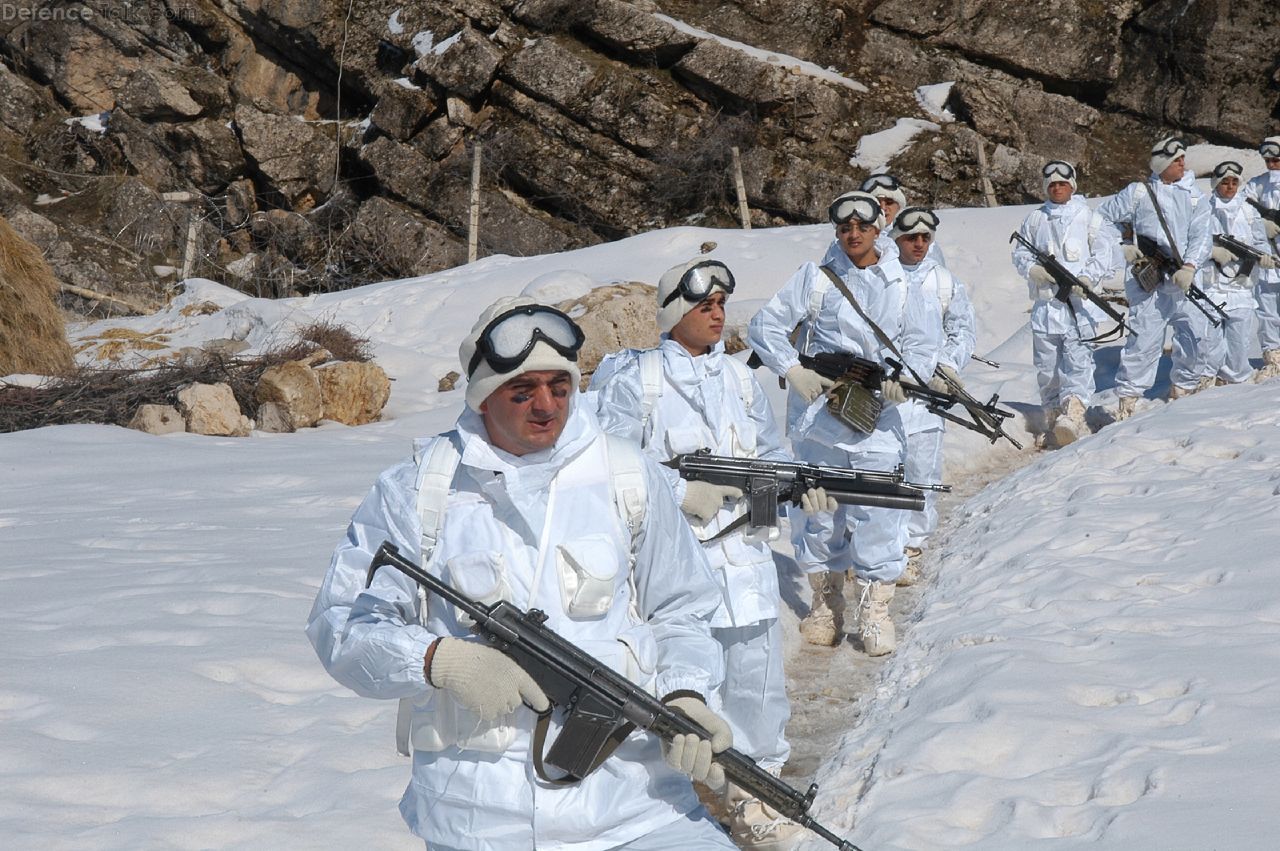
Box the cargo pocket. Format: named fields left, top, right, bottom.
left=665, top=426, right=706, bottom=456
left=1063, top=237, right=1083, bottom=264
left=444, top=551, right=509, bottom=626
left=556, top=534, right=621, bottom=618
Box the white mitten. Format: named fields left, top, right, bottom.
left=880, top=378, right=908, bottom=405
left=785, top=365, right=835, bottom=403
left=1210, top=246, right=1235, bottom=265
left=662, top=695, right=732, bottom=790
left=681, top=481, right=743, bottom=523
left=928, top=364, right=963, bottom=394
left=428, top=638, right=549, bottom=720
left=1121, top=244, right=1145, bottom=264
left=1259, top=255, right=1277, bottom=270
left=1028, top=265, right=1054, bottom=286
left=1172, top=266, right=1195, bottom=292
left=1264, top=220, right=1280, bottom=240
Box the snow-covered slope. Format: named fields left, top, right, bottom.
left=3, top=199, right=1277, bottom=849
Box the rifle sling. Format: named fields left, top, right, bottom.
left=817, top=265, right=929, bottom=386
left=1141, top=181, right=1186, bottom=268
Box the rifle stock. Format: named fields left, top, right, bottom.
left=366, top=542, right=865, bottom=851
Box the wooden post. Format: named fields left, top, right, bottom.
left=974, top=137, right=998, bottom=208
left=180, top=215, right=200, bottom=281
left=468, top=143, right=482, bottom=263
left=731, top=146, right=751, bottom=229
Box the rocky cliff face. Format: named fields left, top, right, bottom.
left=0, top=0, right=1275, bottom=314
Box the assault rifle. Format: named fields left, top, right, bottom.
left=1134, top=234, right=1229, bottom=327
left=1213, top=233, right=1278, bottom=278
left=1009, top=231, right=1131, bottom=342
left=664, top=449, right=942, bottom=536
left=366, top=542, right=866, bottom=851
left=800, top=351, right=1023, bottom=449
left=1246, top=198, right=1280, bottom=229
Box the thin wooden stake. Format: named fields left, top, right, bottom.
left=731, top=146, right=751, bottom=229
left=974, top=137, right=998, bottom=208
left=468, top=143, right=482, bottom=263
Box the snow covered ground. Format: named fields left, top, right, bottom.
left=3, top=195, right=1278, bottom=849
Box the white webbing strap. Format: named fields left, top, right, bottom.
left=395, top=436, right=462, bottom=757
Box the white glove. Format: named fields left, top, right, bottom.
left=1210, top=246, right=1235, bottom=265
left=880, top=378, right=907, bottom=405
left=800, top=486, right=838, bottom=516
left=1172, top=266, right=1195, bottom=292
left=1073, top=275, right=1093, bottom=297
left=1264, top=220, right=1280, bottom=240
left=1028, top=265, right=1054, bottom=286
left=681, top=481, right=743, bottom=523
left=928, top=364, right=962, bottom=394
left=662, top=695, right=732, bottom=790
left=785, top=365, right=834, bottom=403
left=1121, top=244, right=1145, bottom=264
left=428, top=638, right=549, bottom=721
left=1259, top=255, right=1277, bottom=270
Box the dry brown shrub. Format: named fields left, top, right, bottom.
left=297, top=320, right=372, bottom=362
left=0, top=214, right=74, bottom=377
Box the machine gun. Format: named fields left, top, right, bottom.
left=1133, top=234, right=1229, bottom=327
left=664, top=449, right=942, bottom=537
left=366, top=542, right=866, bottom=851
left=1213, top=233, right=1278, bottom=278
left=799, top=351, right=1023, bottom=450
left=1009, top=231, right=1131, bottom=342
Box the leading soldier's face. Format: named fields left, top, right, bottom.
left=480, top=370, right=574, bottom=456
left=837, top=221, right=880, bottom=267
left=1047, top=181, right=1073, bottom=204
left=1216, top=176, right=1240, bottom=200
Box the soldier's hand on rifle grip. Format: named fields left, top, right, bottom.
left=1211, top=246, right=1235, bottom=265
left=1028, top=265, right=1054, bottom=286
left=929, top=364, right=963, bottom=394
left=661, top=695, right=732, bottom=791
left=1121, top=244, right=1145, bottom=264
left=1260, top=255, right=1277, bottom=270
left=801, top=486, right=838, bottom=516
left=880, top=378, right=907, bottom=405
left=680, top=481, right=743, bottom=524
left=1072, top=276, right=1092, bottom=297
left=1264, top=220, right=1280, bottom=240
left=1172, top=265, right=1195, bottom=292
left=786, top=365, right=835, bottom=403
left=426, top=638, right=550, bottom=720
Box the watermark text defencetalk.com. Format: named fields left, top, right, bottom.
left=0, top=3, right=193, bottom=24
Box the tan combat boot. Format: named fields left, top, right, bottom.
left=1256, top=349, right=1280, bottom=381
left=723, top=782, right=805, bottom=850
left=1114, top=395, right=1137, bottom=421
left=1052, top=396, right=1089, bottom=446
left=855, top=578, right=896, bottom=656
left=799, top=571, right=844, bottom=646
left=1196, top=375, right=1216, bottom=392
left=897, top=547, right=923, bottom=587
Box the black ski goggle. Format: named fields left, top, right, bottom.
left=859, top=173, right=901, bottom=193
left=1151, top=137, right=1186, bottom=159
left=893, top=206, right=940, bottom=234
left=1042, top=161, right=1076, bottom=181
left=829, top=194, right=883, bottom=227
left=1212, top=161, right=1243, bottom=180
left=1260, top=140, right=1280, bottom=159
left=659, top=261, right=736, bottom=308
left=467, top=304, right=585, bottom=376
